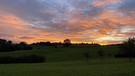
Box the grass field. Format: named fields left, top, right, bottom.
left=0, top=61, right=135, bottom=76
left=0, top=46, right=119, bottom=62
left=0, top=46, right=135, bottom=76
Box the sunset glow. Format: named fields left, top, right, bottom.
left=0, top=0, right=135, bottom=44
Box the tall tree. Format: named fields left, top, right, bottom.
left=120, top=37, right=135, bottom=61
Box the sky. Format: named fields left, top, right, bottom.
left=0, top=0, right=135, bottom=45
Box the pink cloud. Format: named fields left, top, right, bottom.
left=92, top=0, right=122, bottom=7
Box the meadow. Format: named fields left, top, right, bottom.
left=0, top=46, right=135, bottom=76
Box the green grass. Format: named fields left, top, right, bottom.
left=0, top=61, right=135, bottom=76
left=0, top=46, right=135, bottom=76
left=0, top=46, right=119, bottom=62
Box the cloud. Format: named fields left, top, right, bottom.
left=0, top=0, right=134, bottom=44
left=0, top=32, right=14, bottom=38
left=19, top=36, right=35, bottom=39
left=92, top=0, right=122, bottom=7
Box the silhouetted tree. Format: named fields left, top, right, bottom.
left=0, top=40, right=33, bottom=52
left=7, top=40, right=12, bottom=45
left=19, top=42, right=27, bottom=46
left=18, top=42, right=32, bottom=50
left=0, top=39, right=15, bottom=52
left=31, top=41, right=53, bottom=48
left=45, top=41, right=51, bottom=46
left=63, top=39, right=71, bottom=47
left=119, top=37, right=135, bottom=61
left=0, top=39, right=6, bottom=44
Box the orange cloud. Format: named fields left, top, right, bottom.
left=92, top=0, right=122, bottom=7
left=0, top=0, right=134, bottom=45
left=0, top=13, right=29, bottom=31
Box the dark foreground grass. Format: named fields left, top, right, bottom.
left=0, top=60, right=135, bottom=76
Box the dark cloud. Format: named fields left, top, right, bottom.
left=118, top=0, right=135, bottom=18
left=0, top=0, right=41, bottom=17
left=119, top=0, right=135, bottom=11
left=19, top=36, right=34, bottom=39
left=0, top=0, right=134, bottom=44
left=0, top=33, right=14, bottom=37
left=0, top=0, right=104, bottom=34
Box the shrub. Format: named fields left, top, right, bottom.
left=0, top=55, right=46, bottom=64
left=0, top=56, right=14, bottom=64
left=16, top=55, right=46, bottom=63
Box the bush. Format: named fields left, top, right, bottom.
left=0, top=55, right=46, bottom=64
left=16, top=55, right=45, bottom=63
left=0, top=56, right=14, bottom=64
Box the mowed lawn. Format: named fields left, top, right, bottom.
left=0, top=46, right=135, bottom=76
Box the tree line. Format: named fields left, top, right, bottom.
left=0, top=39, right=32, bottom=52
left=0, top=37, right=135, bottom=61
